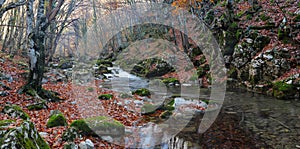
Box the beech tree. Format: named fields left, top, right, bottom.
left=19, top=0, right=65, bottom=100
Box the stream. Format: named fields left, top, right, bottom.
left=97, top=66, right=300, bottom=148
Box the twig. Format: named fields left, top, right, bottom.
left=269, top=117, right=291, bottom=130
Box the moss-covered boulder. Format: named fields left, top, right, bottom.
left=70, top=116, right=125, bottom=136
left=2, top=104, right=30, bottom=120
left=46, top=110, right=67, bottom=128
left=98, top=94, right=113, bottom=100
left=0, top=120, right=50, bottom=149
left=132, top=88, right=151, bottom=97
left=70, top=119, right=93, bottom=136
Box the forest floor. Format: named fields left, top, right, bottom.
left=0, top=52, right=271, bottom=148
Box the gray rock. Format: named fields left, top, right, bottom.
left=79, top=141, right=87, bottom=149
left=101, top=136, right=113, bottom=142
left=85, top=139, right=94, bottom=149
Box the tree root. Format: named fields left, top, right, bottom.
left=18, top=85, right=62, bottom=102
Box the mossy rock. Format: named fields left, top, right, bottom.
left=160, top=110, right=173, bottom=119
left=161, top=78, right=180, bottom=86
left=2, top=104, right=30, bottom=120
left=132, top=88, right=151, bottom=96
left=70, top=119, right=94, bottom=135
left=47, top=111, right=67, bottom=128
left=70, top=116, right=125, bottom=136
left=0, top=121, right=50, bottom=149
left=272, top=81, right=296, bottom=99
left=27, top=101, right=47, bottom=111
left=98, top=94, right=113, bottom=100
left=96, top=60, right=113, bottom=67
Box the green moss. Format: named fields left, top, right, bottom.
left=197, top=67, right=206, bottom=78
left=161, top=78, right=179, bottom=85
left=2, top=104, right=30, bottom=120
left=96, top=60, right=113, bottom=67
left=26, top=88, right=36, bottom=96
left=236, top=29, right=243, bottom=39
left=237, top=11, right=244, bottom=17
left=272, top=81, right=296, bottom=99
left=160, top=111, right=173, bottom=119
left=47, top=113, right=67, bottom=128
left=229, top=22, right=238, bottom=29
left=70, top=119, right=94, bottom=135
left=0, top=119, right=15, bottom=127
left=260, top=14, right=270, bottom=21
left=294, top=14, right=300, bottom=22
left=246, top=14, right=252, bottom=20
left=27, top=101, right=47, bottom=111
left=98, top=94, right=113, bottom=100
left=132, top=88, right=151, bottom=96
left=87, top=87, right=94, bottom=92
left=0, top=121, right=50, bottom=149
left=273, top=81, right=293, bottom=92
left=161, top=105, right=175, bottom=111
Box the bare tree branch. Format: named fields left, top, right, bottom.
left=0, top=0, right=25, bottom=18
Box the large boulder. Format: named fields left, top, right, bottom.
left=70, top=116, right=125, bottom=136
left=0, top=120, right=50, bottom=149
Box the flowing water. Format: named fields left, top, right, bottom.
left=99, top=67, right=300, bottom=148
